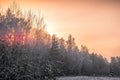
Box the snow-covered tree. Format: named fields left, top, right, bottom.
left=110, top=56, right=120, bottom=76
left=80, top=45, right=93, bottom=75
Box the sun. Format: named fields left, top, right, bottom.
left=46, top=21, right=67, bottom=38
left=46, top=22, right=56, bottom=35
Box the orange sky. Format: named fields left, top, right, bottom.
left=0, top=0, right=120, bottom=59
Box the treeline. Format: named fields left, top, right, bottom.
left=0, top=4, right=120, bottom=80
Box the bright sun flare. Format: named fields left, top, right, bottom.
left=46, top=22, right=56, bottom=35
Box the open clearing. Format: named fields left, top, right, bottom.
left=57, top=76, right=120, bottom=80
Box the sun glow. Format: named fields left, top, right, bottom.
left=5, top=28, right=27, bottom=46
left=47, top=23, right=55, bottom=35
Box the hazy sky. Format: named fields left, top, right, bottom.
left=0, top=0, right=120, bottom=59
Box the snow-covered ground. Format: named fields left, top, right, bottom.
left=57, top=76, right=120, bottom=80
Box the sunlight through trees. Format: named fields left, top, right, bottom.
left=0, top=2, right=120, bottom=80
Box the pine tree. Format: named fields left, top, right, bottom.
left=48, top=35, right=65, bottom=78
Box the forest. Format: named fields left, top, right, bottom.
left=0, top=3, right=120, bottom=80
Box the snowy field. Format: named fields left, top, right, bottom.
left=57, top=76, right=120, bottom=80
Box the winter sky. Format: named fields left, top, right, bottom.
left=0, top=0, right=120, bottom=59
